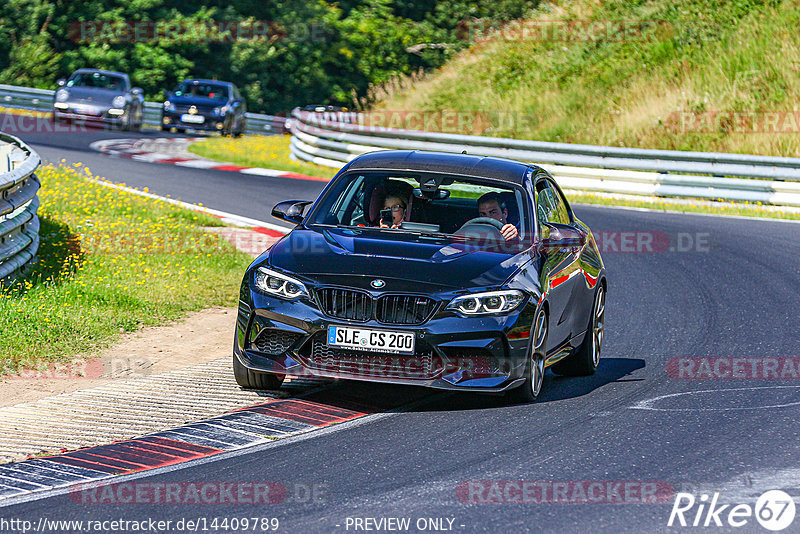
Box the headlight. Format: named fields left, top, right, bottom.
left=446, top=290, right=526, bottom=316
left=55, top=89, right=69, bottom=102
left=253, top=267, right=309, bottom=300
left=112, top=95, right=127, bottom=108
left=163, top=100, right=176, bottom=112
left=212, top=105, right=228, bottom=116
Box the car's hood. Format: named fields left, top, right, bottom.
left=266, top=227, right=533, bottom=291
left=62, top=87, right=122, bottom=104
left=167, top=95, right=225, bottom=108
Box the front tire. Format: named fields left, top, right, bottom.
left=233, top=117, right=246, bottom=137
left=118, top=111, right=131, bottom=131
left=506, top=308, right=547, bottom=403
left=552, top=284, right=605, bottom=376
left=233, top=353, right=284, bottom=390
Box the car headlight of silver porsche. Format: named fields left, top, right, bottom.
left=254, top=267, right=309, bottom=300
left=112, top=95, right=127, bottom=108
left=55, top=89, right=69, bottom=102
left=447, top=289, right=526, bottom=316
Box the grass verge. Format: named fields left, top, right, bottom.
left=374, top=0, right=800, bottom=158
left=187, top=135, right=337, bottom=180
left=0, top=106, right=50, bottom=119
left=0, top=163, right=252, bottom=374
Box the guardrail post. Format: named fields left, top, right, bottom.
left=0, top=144, right=10, bottom=173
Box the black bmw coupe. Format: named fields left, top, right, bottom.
left=234, top=150, right=607, bottom=402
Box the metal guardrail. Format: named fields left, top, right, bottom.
left=289, top=109, right=800, bottom=208
left=0, top=133, right=40, bottom=283
left=0, top=84, right=287, bottom=135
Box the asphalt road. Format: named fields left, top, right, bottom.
left=3, top=127, right=800, bottom=533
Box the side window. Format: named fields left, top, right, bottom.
left=535, top=180, right=555, bottom=225
left=535, top=178, right=570, bottom=226
left=547, top=179, right=571, bottom=225
left=316, top=175, right=365, bottom=225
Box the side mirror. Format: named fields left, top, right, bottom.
left=131, top=87, right=143, bottom=96
left=56, top=79, right=66, bottom=87
left=539, top=223, right=583, bottom=250
left=272, top=200, right=313, bottom=224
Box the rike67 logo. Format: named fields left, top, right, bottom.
left=668, top=490, right=796, bottom=531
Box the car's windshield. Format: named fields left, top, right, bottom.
left=308, top=171, right=529, bottom=244
left=67, top=72, right=126, bottom=91
left=173, top=82, right=230, bottom=101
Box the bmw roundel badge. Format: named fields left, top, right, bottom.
left=371, top=279, right=386, bottom=289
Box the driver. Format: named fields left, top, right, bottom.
left=477, top=192, right=519, bottom=241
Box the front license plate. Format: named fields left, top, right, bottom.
left=180, top=114, right=205, bottom=124
left=74, top=105, right=100, bottom=116
left=327, top=326, right=415, bottom=355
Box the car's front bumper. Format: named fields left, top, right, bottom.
left=234, top=288, right=536, bottom=393
left=161, top=111, right=226, bottom=131
left=53, top=106, right=124, bottom=125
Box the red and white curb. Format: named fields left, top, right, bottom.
left=0, top=381, right=436, bottom=504
left=89, top=137, right=329, bottom=182
left=0, top=398, right=368, bottom=502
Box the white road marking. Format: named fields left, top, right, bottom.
left=173, top=159, right=225, bottom=169
left=89, top=178, right=290, bottom=234
left=240, top=167, right=288, bottom=177
left=630, top=385, right=800, bottom=411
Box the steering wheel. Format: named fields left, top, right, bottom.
left=455, top=217, right=505, bottom=239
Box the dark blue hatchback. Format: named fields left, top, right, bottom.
left=161, top=79, right=246, bottom=135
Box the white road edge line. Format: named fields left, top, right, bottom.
left=89, top=178, right=291, bottom=234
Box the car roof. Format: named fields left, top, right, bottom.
left=179, top=79, right=233, bottom=87
left=72, top=68, right=128, bottom=79
left=344, top=150, right=540, bottom=185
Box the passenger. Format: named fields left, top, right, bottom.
left=378, top=195, right=407, bottom=229
left=376, top=180, right=413, bottom=229
left=477, top=192, right=519, bottom=241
